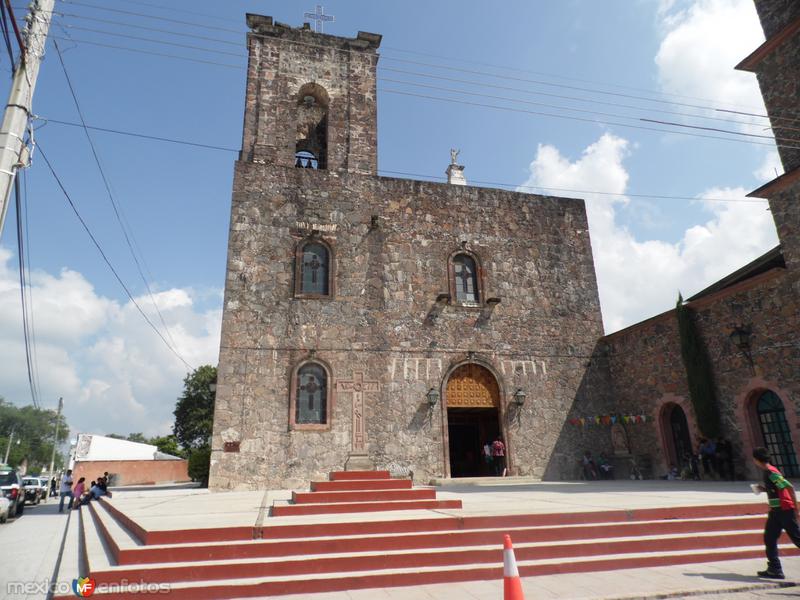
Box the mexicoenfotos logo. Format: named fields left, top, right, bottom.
left=72, top=577, right=96, bottom=597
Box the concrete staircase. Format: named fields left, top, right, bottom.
left=53, top=480, right=800, bottom=599
left=271, top=470, right=461, bottom=516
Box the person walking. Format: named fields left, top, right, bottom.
left=491, top=436, right=506, bottom=476
left=58, top=469, right=73, bottom=513
left=752, top=446, right=800, bottom=579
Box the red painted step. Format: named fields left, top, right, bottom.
left=270, top=499, right=462, bottom=517
left=310, top=479, right=412, bottom=492
left=113, top=515, right=766, bottom=565
left=53, top=545, right=800, bottom=600
left=89, top=530, right=779, bottom=586
left=292, top=488, right=436, bottom=504
left=329, top=470, right=391, bottom=480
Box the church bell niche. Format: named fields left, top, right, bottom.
left=295, top=83, right=329, bottom=170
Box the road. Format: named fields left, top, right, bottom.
left=0, top=496, right=71, bottom=599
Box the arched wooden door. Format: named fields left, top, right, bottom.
left=667, top=405, right=692, bottom=469
left=445, top=364, right=501, bottom=477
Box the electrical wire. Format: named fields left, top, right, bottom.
left=379, top=88, right=796, bottom=150
left=14, top=175, right=39, bottom=408
left=21, top=168, right=43, bottom=408
left=44, top=2, right=800, bottom=122
left=37, top=144, right=194, bottom=372
left=25, top=30, right=799, bottom=150
left=34, top=8, right=800, bottom=126
left=53, top=39, right=184, bottom=358
left=38, top=117, right=767, bottom=204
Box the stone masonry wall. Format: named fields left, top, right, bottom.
left=753, top=0, right=800, bottom=38
left=241, top=16, right=379, bottom=174
left=603, top=267, right=800, bottom=481
left=209, top=164, right=605, bottom=490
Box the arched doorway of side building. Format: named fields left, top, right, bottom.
left=661, top=403, right=693, bottom=471
left=445, top=363, right=501, bottom=478
left=754, top=390, right=800, bottom=477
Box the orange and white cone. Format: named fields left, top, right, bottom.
left=503, top=534, right=525, bottom=600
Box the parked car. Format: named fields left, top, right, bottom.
left=22, top=477, right=47, bottom=505
left=0, top=496, right=10, bottom=523
left=0, top=467, right=24, bottom=518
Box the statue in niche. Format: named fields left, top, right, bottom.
left=611, top=423, right=630, bottom=455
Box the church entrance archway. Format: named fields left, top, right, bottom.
left=755, top=390, right=799, bottom=477
left=662, top=403, right=692, bottom=470
left=445, top=363, right=501, bottom=478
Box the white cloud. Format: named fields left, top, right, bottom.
left=519, top=133, right=779, bottom=333
left=655, top=0, right=765, bottom=114
left=0, top=248, right=222, bottom=439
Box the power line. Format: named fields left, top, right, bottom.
left=379, top=88, right=797, bottom=150
left=58, top=0, right=242, bottom=34
left=53, top=9, right=242, bottom=47
left=14, top=174, right=39, bottom=408
left=45, top=2, right=800, bottom=122
left=53, top=39, right=184, bottom=360
left=378, top=77, right=785, bottom=143
left=29, top=30, right=798, bottom=150
left=36, top=9, right=800, bottom=125
left=44, top=14, right=778, bottom=132
left=377, top=170, right=767, bottom=204
left=39, top=116, right=768, bottom=205
left=37, top=144, right=194, bottom=372
left=20, top=168, right=42, bottom=407
left=42, top=117, right=240, bottom=151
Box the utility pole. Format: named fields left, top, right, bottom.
left=48, top=396, right=63, bottom=475
left=3, top=427, right=15, bottom=464
left=0, top=0, right=55, bottom=240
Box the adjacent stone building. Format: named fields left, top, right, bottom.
left=209, top=15, right=606, bottom=490
left=572, top=0, right=800, bottom=482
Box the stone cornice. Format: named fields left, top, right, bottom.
left=735, top=15, right=800, bottom=72
left=747, top=165, right=800, bottom=198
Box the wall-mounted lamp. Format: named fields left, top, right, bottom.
left=513, top=388, right=526, bottom=406
left=426, top=388, right=440, bottom=407
left=209, top=382, right=217, bottom=394
left=729, top=324, right=754, bottom=373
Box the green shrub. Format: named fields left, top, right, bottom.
left=188, top=447, right=211, bottom=487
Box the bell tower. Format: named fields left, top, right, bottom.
left=240, top=15, right=382, bottom=175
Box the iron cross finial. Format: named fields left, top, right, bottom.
left=304, top=5, right=335, bottom=33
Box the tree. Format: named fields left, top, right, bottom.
left=675, top=294, right=721, bottom=438
left=0, top=398, right=70, bottom=472
left=149, top=435, right=185, bottom=458
left=173, top=365, right=217, bottom=451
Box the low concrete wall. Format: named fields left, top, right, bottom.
left=73, top=459, right=190, bottom=486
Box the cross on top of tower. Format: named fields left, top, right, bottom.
left=303, top=5, right=335, bottom=33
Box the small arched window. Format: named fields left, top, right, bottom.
left=452, top=253, right=480, bottom=305
left=294, top=362, right=328, bottom=425
left=297, top=241, right=331, bottom=296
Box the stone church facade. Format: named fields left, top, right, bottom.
left=211, top=2, right=800, bottom=491
left=209, top=15, right=606, bottom=490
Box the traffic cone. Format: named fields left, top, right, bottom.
left=503, top=534, right=525, bottom=600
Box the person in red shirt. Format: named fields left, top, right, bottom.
left=752, top=446, right=800, bottom=579
left=491, top=436, right=506, bottom=476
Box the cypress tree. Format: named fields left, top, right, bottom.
left=675, top=294, right=721, bottom=438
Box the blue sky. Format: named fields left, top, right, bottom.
left=0, top=0, right=783, bottom=438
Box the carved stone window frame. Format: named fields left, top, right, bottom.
left=294, top=236, right=336, bottom=300
left=447, top=250, right=484, bottom=308
left=289, top=359, right=334, bottom=431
